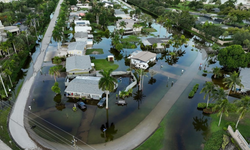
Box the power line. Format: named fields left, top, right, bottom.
left=4, top=101, right=84, bottom=150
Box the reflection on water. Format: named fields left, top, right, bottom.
left=133, top=89, right=146, bottom=109
left=100, top=110, right=118, bottom=142
left=53, top=94, right=66, bottom=111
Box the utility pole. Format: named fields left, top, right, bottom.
left=0, top=74, right=8, bottom=98
left=71, top=136, right=78, bottom=150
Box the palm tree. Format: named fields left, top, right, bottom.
left=234, top=96, right=250, bottom=128
left=152, top=43, right=157, bottom=50
left=119, top=21, right=126, bottom=29
left=212, top=87, right=226, bottom=102
left=98, top=69, right=117, bottom=109
left=169, top=52, right=176, bottom=58
left=223, top=71, right=243, bottom=95
left=157, top=15, right=166, bottom=37
left=52, top=26, right=63, bottom=50
left=200, top=81, right=215, bottom=108
left=49, top=65, right=62, bottom=82
left=212, top=67, right=222, bottom=78
left=135, top=68, right=147, bottom=91
left=212, top=99, right=229, bottom=126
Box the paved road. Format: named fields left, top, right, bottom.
left=8, top=0, right=63, bottom=149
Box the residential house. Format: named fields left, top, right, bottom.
left=65, top=76, right=104, bottom=100
left=74, top=32, right=93, bottom=45
left=66, top=55, right=94, bottom=75
left=142, top=38, right=169, bottom=49
left=128, top=50, right=157, bottom=69
left=114, top=9, right=131, bottom=19
left=71, top=5, right=78, bottom=11
left=116, top=19, right=142, bottom=34
left=74, top=20, right=92, bottom=33
left=67, top=41, right=86, bottom=55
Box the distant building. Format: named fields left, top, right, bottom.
left=67, top=42, right=87, bottom=55
left=128, top=51, right=157, bottom=69
left=66, top=55, right=93, bottom=75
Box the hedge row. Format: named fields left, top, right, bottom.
left=188, top=84, right=199, bottom=98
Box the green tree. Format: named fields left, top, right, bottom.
left=223, top=71, right=243, bottom=94
left=135, top=68, right=148, bottom=91
left=222, top=31, right=229, bottom=40
left=51, top=82, right=61, bottom=94
left=98, top=69, right=117, bottom=109
left=119, top=21, right=126, bottom=29
left=200, top=81, right=215, bottom=108
left=152, top=43, right=157, bottom=50
left=49, top=65, right=62, bottom=82
left=53, top=56, right=62, bottom=65
left=234, top=96, right=250, bottom=128
left=212, top=99, right=229, bottom=126
left=218, top=45, right=249, bottom=69
left=243, top=39, right=250, bottom=52
left=212, top=87, right=227, bottom=102
left=212, top=67, right=222, bottom=78
left=157, top=15, right=165, bottom=37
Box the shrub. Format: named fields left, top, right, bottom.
left=189, top=90, right=195, bottom=98
left=204, top=130, right=225, bottom=150
left=188, top=84, right=199, bottom=98
left=197, top=103, right=215, bottom=109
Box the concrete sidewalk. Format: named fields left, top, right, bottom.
left=8, top=0, right=63, bottom=149
left=0, top=140, right=11, bottom=150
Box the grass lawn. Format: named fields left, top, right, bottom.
left=210, top=112, right=250, bottom=142
left=135, top=117, right=166, bottom=150
left=85, top=49, right=104, bottom=55
left=91, top=59, right=119, bottom=71
left=0, top=107, right=20, bottom=150
left=142, top=27, right=157, bottom=32
left=121, top=35, right=140, bottom=43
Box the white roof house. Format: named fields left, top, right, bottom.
left=142, top=38, right=169, bottom=49
left=67, top=42, right=86, bottom=55
left=66, top=55, right=92, bottom=75
left=65, top=76, right=104, bottom=100
left=128, top=51, right=157, bottom=69
left=75, top=26, right=92, bottom=33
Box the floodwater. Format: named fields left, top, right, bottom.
left=25, top=14, right=233, bottom=149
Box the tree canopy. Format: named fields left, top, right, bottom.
left=218, top=45, right=250, bottom=69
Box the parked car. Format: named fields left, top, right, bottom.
left=97, top=97, right=106, bottom=107
left=77, top=101, right=87, bottom=110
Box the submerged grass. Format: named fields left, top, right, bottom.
left=92, top=59, right=119, bottom=71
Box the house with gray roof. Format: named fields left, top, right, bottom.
left=74, top=32, right=93, bottom=45
left=67, top=41, right=86, bottom=55
left=65, top=76, right=104, bottom=100
left=142, top=38, right=169, bottom=49
left=66, top=55, right=93, bottom=75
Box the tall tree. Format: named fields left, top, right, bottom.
left=234, top=96, right=250, bottom=128
left=98, top=69, right=117, bottom=109
left=49, top=65, right=62, bottom=82
left=157, top=15, right=165, bottom=37
left=223, top=71, right=243, bottom=95
left=212, top=99, right=229, bottom=126
left=212, top=67, right=222, bottom=78
left=218, top=45, right=250, bottom=70
left=200, top=81, right=215, bottom=108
